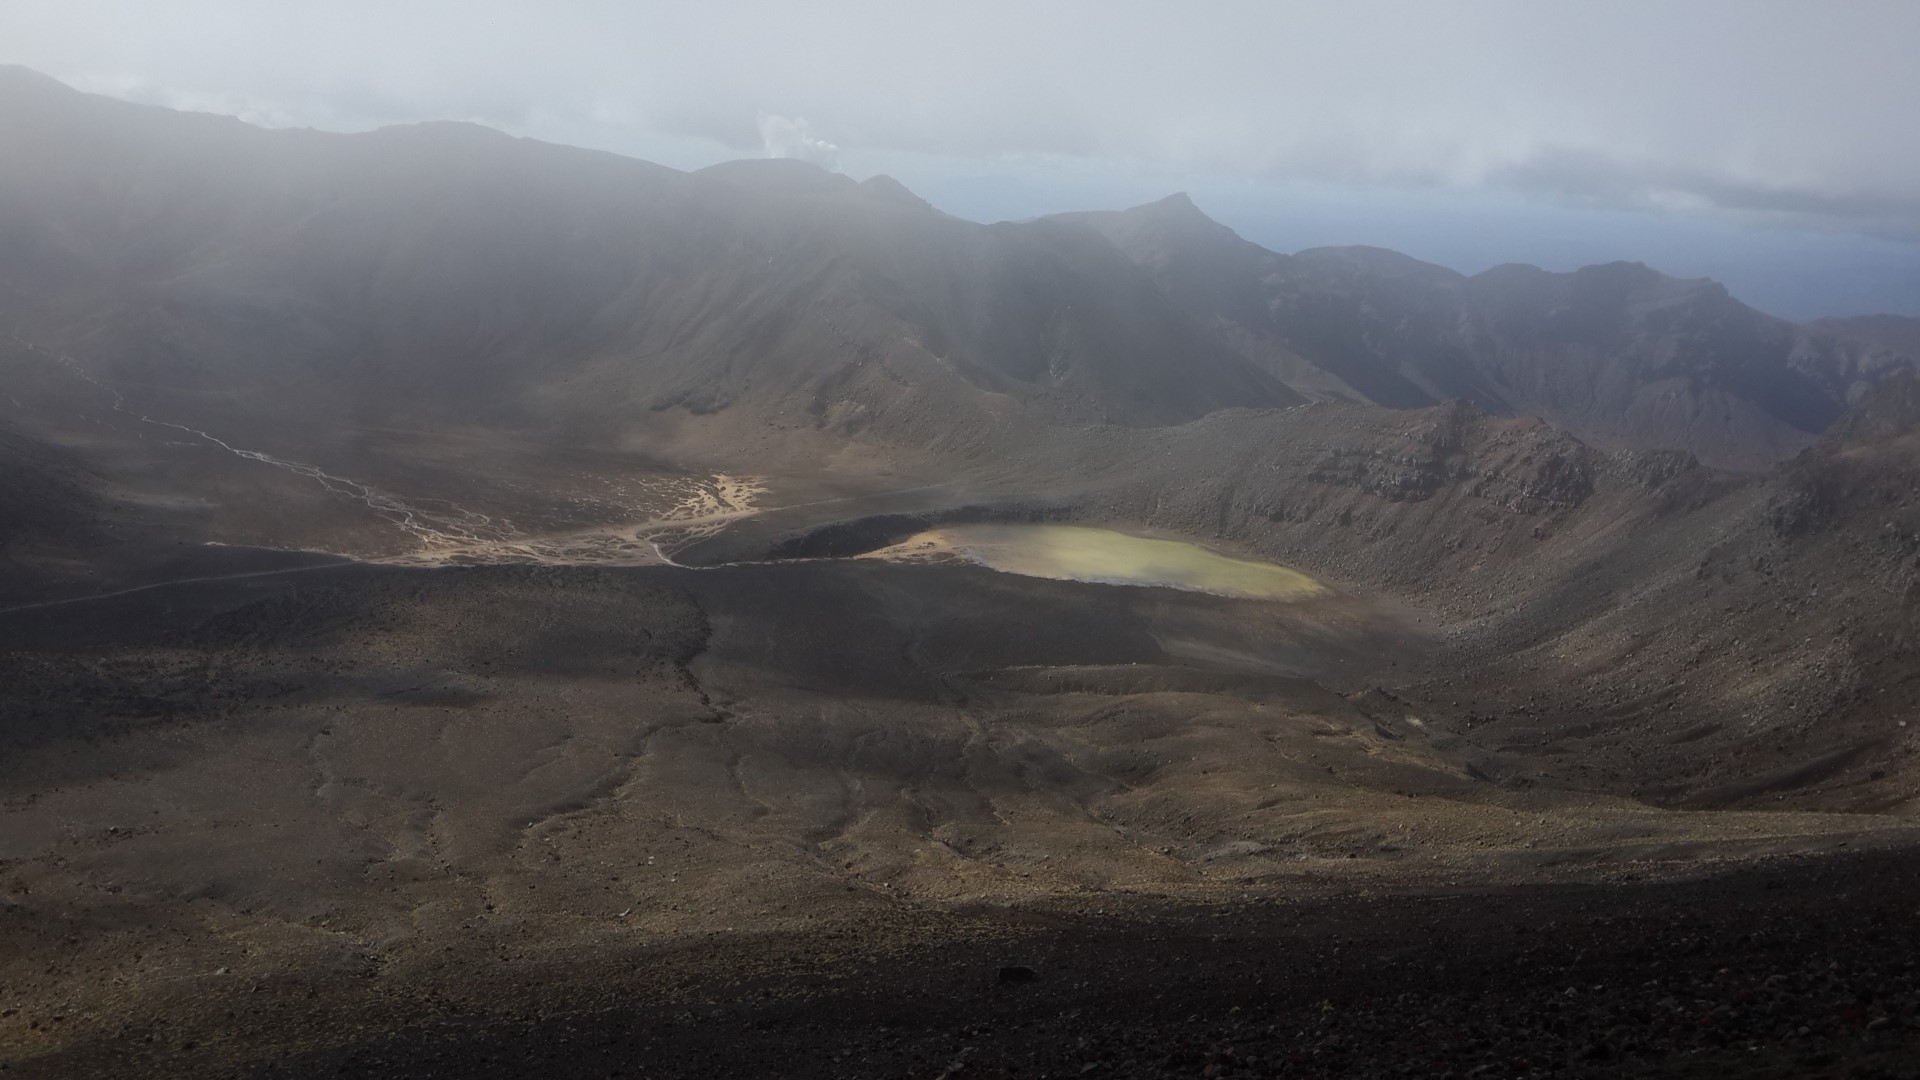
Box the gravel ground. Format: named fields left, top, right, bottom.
left=191, top=847, right=1920, bottom=1080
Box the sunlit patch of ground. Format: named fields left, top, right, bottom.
left=378, top=473, right=773, bottom=567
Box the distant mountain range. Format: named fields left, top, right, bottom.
left=1061, top=193, right=1920, bottom=468
left=2, top=64, right=1915, bottom=471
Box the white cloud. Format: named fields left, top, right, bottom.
left=757, top=113, right=840, bottom=170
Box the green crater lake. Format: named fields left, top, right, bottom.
left=878, top=524, right=1325, bottom=600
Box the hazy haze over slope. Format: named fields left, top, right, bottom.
left=4, top=67, right=1912, bottom=475
left=0, top=66, right=1299, bottom=450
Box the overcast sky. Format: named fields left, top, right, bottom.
left=6, top=0, right=1918, bottom=317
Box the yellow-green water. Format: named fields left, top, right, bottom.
left=927, top=524, right=1325, bottom=600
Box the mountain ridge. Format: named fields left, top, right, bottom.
left=1057, top=196, right=1916, bottom=468
left=2, top=69, right=1316, bottom=451
left=4, top=66, right=1914, bottom=472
